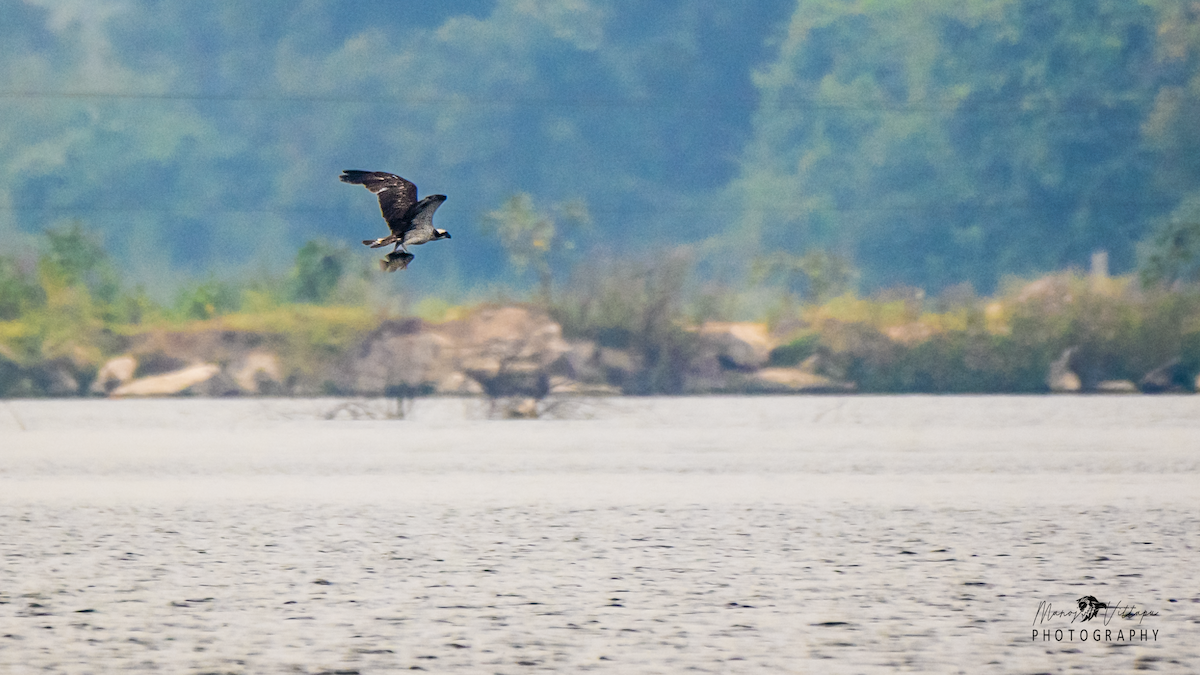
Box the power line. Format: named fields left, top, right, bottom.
left=0, top=199, right=1180, bottom=218
left=0, top=89, right=1157, bottom=117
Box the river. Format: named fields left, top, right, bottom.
left=1, top=396, right=1197, bottom=673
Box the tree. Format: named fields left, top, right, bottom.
left=39, top=222, right=121, bottom=307
left=1142, top=0, right=1200, bottom=196
left=1138, top=198, right=1200, bottom=288
left=751, top=249, right=858, bottom=305
left=291, top=240, right=348, bottom=304
left=734, top=0, right=1172, bottom=292
left=174, top=278, right=241, bottom=320
left=481, top=193, right=590, bottom=304
left=0, top=256, right=42, bottom=321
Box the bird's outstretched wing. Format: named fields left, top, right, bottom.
left=407, top=195, right=448, bottom=238
left=340, top=170, right=418, bottom=234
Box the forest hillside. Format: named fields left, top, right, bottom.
left=2, top=1, right=1200, bottom=294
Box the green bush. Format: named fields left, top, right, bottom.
left=0, top=256, right=44, bottom=321
left=768, top=334, right=819, bottom=367
left=291, top=240, right=348, bottom=304
left=551, top=249, right=697, bottom=394
left=803, top=277, right=1200, bottom=393
left=174, top=279, right=242, bottom=320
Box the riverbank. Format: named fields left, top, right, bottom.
left=3, top=271, right=1199, bottom=398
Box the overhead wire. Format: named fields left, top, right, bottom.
left=0, top=89, right=1168, bottom=221
left=0, top=199, right=1180, bottom=218
left=0, top=88, right=1156, bottom=117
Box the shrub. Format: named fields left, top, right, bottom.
left=551, top=249, right=697, bottom=394
left=768, top=334, right=819, bottom=367
left=0, top=256, right=43, bottom=321
left=174, top=279, right=242, bottom=320
left=291, top=240, right=348, bottom=304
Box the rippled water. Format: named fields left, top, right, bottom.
left=2, top=396, right=1198, bottom=673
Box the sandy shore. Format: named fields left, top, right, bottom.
left=1, top=396, right=1197, bottom=673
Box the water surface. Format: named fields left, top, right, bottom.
left=2, top=396, right=1197, bottom=673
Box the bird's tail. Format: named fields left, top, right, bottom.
left=363, top=236, right=397, bottom=249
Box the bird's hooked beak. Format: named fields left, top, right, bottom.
left=436, top=229, right=451, bottom=239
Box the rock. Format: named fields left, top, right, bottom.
left=230, top=350, right=284, bottom=395
left=458, top=355, right=503, bottom=380
left=133, top=351, right=189, bottom=377
left=684, top=367, right=854, bottom=394
left=681, top=370, right=727, bottom=394
left=1096, top=380, right=1138, bottom=393
left=560, top=340, right=604, bottom=382
left=797, top=353, right=825, bottom=374
left=467, top=361, right=549, bottom=399
left=696, top=322, right=774, bottom=370
left=90, top=356, right=138, bottom=395
left=1139, top=358, right=1190, bottom=393
left=0, top=355, right=20, bottom=397
left=190, top=369, right=242, bottom=397
left=433, top=305, right=570, bottom=369
left=0, top=356, right=85, bottom=397
left=598, top=347, right=640, bottom=375
left=546, top=377, right=621, bottom=395
left=336, top=307, right=575, bottom=397
left=884, top=322, right=936, bottom=344
left=30, top=360, right=80, bottom=397
left=336, top=319, right=453, bottom=395
left=1047, top=348, right=1081, bottom=393
left=751, top=368, right=855, bottom=392
left=434, top=371, right=484, bottom=395
left=596, top=347, right=643, bottom=390
left=111, top=364, right=221, bottom=397
left=507, top=398, right=540, bottom=419
left=482, top=395, right=543, bottom=419
left=129, top=330, right=268, bottom=367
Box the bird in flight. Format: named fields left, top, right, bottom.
left=340, top=170, right=450, bottom=271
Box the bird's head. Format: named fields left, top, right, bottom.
left=434, top=229, right=451, bottom=240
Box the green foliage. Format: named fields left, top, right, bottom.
left=37, top=222, right=137, bottom=324
left=173, top=279, right=243, bottom=320
left=4, top=218, right=1200, bottom=397
left=40, top=223, right=120, bottom=302
left=737, top=0, right=1193, bottom=291
left=9, top=4, right=1200, bottom=296
left=1142, top=1, right=1200, bottom=194
left=1138, top=200, right=1200, bottom=287
left=0, top=223, right=149, bottom=372
left=552, top=249, right=696, bottom=394
left=214, top=304, right=379, bottom=381
left=110, top=286, right=160, bottom=326
left=482, top=194, right=590, bottom=304
left=1182, top=331, right=1200, bottom=373
left=801, top=274, right=1200, bottom=392
left=0, top=257, right=44, bottom=321
left=752, top=249, right=858, bottom=304
left=290, top=240, right=348, bottom=304
left=768, top=334, right=819, bottom=367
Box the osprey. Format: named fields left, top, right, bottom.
left=340, top=170, right=450, bottom=271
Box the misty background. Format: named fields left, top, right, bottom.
left=2, top=0, right=1199, bottom=297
